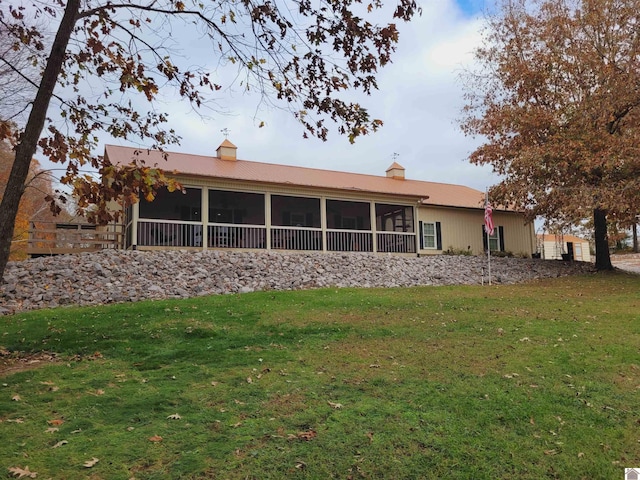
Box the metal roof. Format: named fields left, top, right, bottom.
left=104, top=144, right=486, bottom=210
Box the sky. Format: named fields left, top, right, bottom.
left=41, top=0, right=497, bottom=194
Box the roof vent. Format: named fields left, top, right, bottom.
left=385, top=162, right=405, bottom=180
left=216, top=139, right=237, bottom=161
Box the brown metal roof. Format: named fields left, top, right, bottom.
left=104, top=144, right=486, bottom=209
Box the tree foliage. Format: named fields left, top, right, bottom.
left=0, top=142, right=61, bottom=260
left=0, top=0, right=418, bottom=279
left=460, top=0, right=640, bottom=270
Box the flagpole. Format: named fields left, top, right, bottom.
left=485, top=189, right=492, bottom=286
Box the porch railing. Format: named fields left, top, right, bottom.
left=377, top=232, right=416, bottom=254
left=271, top=227, right=322, bottom=251
left=327, top=230, right=373, bottom=252
left=134, top=219, right=415, bottom=254
left=208, top=224, right=266, bottom=249
left=137, top=220, right=203, bottom=247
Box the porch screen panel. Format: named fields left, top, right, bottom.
left=326, top=200, right=371, bottom=230
left=271, top=195, right=321, bottom=227
left=209, top=190, right=265, bottom=225
left=139, top=187, right=202, bottom=221
left=375, top=204, right=414, bottom=232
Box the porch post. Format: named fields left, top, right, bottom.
left=370, top=201, right=377, bottom=253
left=201, top=188, right=208, bottom=251
left=413, top=204, right=419, bottom=255
left=320, top=197, right=327, bottom=252
left=265, top=193, right=272, bottom=250
left=132, top=201, right=139, bottom=248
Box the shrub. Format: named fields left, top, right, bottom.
left=443, top=246, right=473, bottom=256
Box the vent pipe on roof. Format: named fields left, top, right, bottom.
left=216, top=139, right=237, bottom=161
left=385, top=162, right=405, bottom=180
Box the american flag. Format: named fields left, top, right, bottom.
left=484, top=203, right=494, bottom=236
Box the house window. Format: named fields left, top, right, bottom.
left=423, top=222, right=436, bottom=249
left=483, top=225, right=505, bottom=252
left=488, top=230, right=499, bottom=252
left=420, top=221, right=441, bottom=250
left=290, top=213, right=306, bottom=226
left=341, top=216, right=357, bottom=230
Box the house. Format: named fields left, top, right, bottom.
left=104, top=140, right=536, bottom=257
left=537, top=233, right=591, bottom=262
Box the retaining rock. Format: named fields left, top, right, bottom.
left=0, top=250, right=595, bottom=315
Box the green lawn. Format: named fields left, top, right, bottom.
left=1, top=273, right=639, bottom=479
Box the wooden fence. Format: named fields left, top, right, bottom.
left=27, top=222, right=123, bottom=256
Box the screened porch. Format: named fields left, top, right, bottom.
left=128, top=187, right=417, bottom=254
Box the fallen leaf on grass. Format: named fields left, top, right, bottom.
left=328, top=401, right=343, bottom=409
left=45, top=427, right=59, bottom=433
left=52, top=440, right=68, bottom=448
left=167, top=413, right=181, bottom=420
left=578, top=452, right=585, bottom=458
left=8, top=466, right=37, bottom=478
left=288, top=430, right=317, bottom=441
left=148, top=435, right=163, bottom=442
left=544, top=449, right=558, bottom=456
left=83, top=457, right=99, bottom=468
left=12, top=394, right=21, bottom=401
left=48, top=419, right=64, bottom=426
left=246, top=377, right=253, bottom=384
left=7, top=418, right=24, bottom=424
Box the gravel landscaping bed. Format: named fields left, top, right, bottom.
left=0, top=249, right=595, bottom=315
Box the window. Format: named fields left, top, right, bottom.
left=423, top=222, right=436, bottom=249
left=488, top=230, right=500, bottom=252
left=482, top=225, right=504, bottom=252
left=341, top=216, right=357, bottom=230
left=420, top=221, right=441, bottom=250
left=290, top=213, right=306, bottom=226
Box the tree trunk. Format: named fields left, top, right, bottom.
left=0, top=0, right=80, bottom=282
left=634, top=222, right=638, bottom=253
left=593, top=208, right=613, bottom=271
